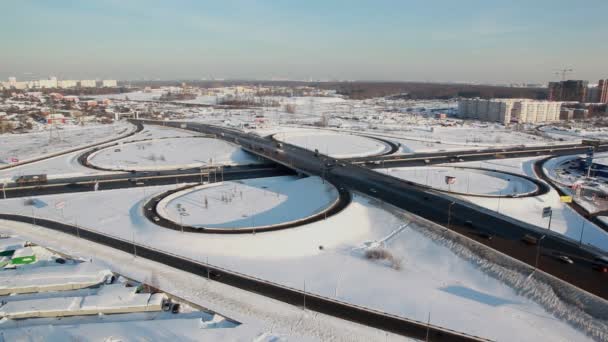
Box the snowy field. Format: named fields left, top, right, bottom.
left=274, top=130, right=390, bottom=158
left=0, top=124, right=203, bottom=183
left=0, top=184, right=595, bottom=341
left=0, top=121, right=134, bottom=165
left=383, top=166, right=537, bottom=196
left=88, top=137, right=260, bottom=171
left=452, top=157, right=608, bottom=252
left=160, top=176, right=338, bottom=229
left=539, top=125, right=608, bottom=142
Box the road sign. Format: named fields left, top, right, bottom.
left=54, top=200, right=65, bottom=210
left=542, top=206, right=552, bottom=218
left=560, top=196, right=572, bottom=203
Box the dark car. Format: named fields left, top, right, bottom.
left=209, top=270, right=221, bottom=280
left=171, top=303, right=180, bottom=314
left=475, top=231, right=493, bottom=240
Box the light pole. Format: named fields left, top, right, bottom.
left=534, top=235, right=546, bottom=271
left=579, top=219, right=586, bottom=246
left=447, top=201, right=456, bottom=229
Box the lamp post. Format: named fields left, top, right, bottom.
left=447, top=201, right=456, bottom=229
left=535, top=235, right=547, bottom=271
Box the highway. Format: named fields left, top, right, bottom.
left=0, top=213, right=489, bottom=342
left=346, top=143, right=608, bottom=168
left=136, top=119, right=608, bottom=301
left=0, top=164, right=291, bottom=199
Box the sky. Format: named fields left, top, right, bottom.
left=1, top=0, right=607, bottom=83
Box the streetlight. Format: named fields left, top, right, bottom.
left=447, top=201, right=456, bottom=229
left=534, top=235, right=547, bottom=271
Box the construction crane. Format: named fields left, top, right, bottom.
left=554, top=68, right=573, bottom=81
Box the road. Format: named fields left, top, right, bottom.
left=136, top=119, right=608, bottom=301
left=0, top=164, right=291, bottom=199
left=348, top=143, right=608, bottom=168
left=0, top=213, right=489, bottom=342
left=0, top=121, right=144, bottom=171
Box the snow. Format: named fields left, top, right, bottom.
left=452, top=157, right=608, bottom=252
left=0, top=222, right=407, bottom=342
left=0, top=262, right=111, bottom=294
left=0, top=184, right=594, bottom=341
left=0, top=237, right=25, bottom=251
left=0, top=123, right=206, bottom=183
left=88, top=137, right=260, bottom=171
left=381, top=166, right=537, bottom=196
left=0, top=122, right=134, bottom=166
left=160, top=176, right=338, bottom=229
left=274, top=130, right=390, bottom=158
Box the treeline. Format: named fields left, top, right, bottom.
left=129, top=80, right=547, bottom=100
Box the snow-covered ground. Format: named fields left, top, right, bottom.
left=0, top=184, right=594, bottom=341
left=88, top=137, right=260, bottom=171
left=0, top=124, right=204, bottom=183
left=452, top=157, right=608, bottom=252
left=274, top=130, right=390, bottom=158
left=160, top=176, right=338, bottom=229
left=381, top=166, right=537, bottom=196
left=0, top=122, right=134, bottom=165
left=0, top=235, right=267, bottom=341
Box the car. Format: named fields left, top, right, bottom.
left=369, top=188, right=377, bottom=193
left=521, top=234, right=538, bottom=245
left=153, top=216, right=160, bottom=222
left=475, top=231, right=493, bottom=240
left=209, top=270, right=221, bottom=280
left=556, top=255, right=574, bottom=264
left=592, top=263, right=608, bottom=273
left=162, top=300, right=172, bottom=311
left=464, top=220, right=474, bottom=227
left=171, top=303, right=180, bottom=314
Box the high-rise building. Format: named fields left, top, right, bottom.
left=548, top=80, right=588, bottom=102
left=79, top=80, right=97, bottom=88
left=458, top=98, right=562, bottom=124
left=101, top=80, right=117, bottom=87
left=598, top=79, right=608, bottom=104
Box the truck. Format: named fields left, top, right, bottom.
left=15, top=174, right=47, bottom=186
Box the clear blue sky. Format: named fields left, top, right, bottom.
left=1, top=0, right=607, bottom=83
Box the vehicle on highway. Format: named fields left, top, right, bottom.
left=370, top=188, right=377, bottom=193
left=153, top=216, right=160, bottom=222
left=556, top=255, right=574, bottom=264
left=15, top=174, right=47, bottom=186
left=522, top=234, right=539, bottom=245
left=592, top=262, right=608, bottom=273
left=475, top=231, right=493, bottom=240
left=171, top=303, right=180, bottom=314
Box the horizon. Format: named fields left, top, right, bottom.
left=1, top=1, right=607, bottom=83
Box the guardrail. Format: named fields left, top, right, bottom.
left=0, top=213, right=492, bottom=342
